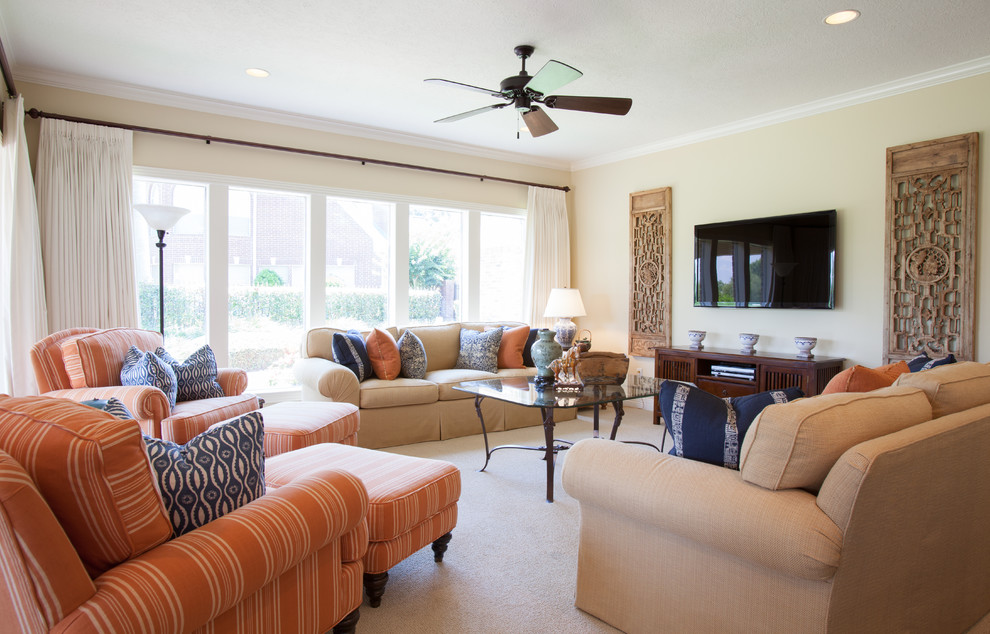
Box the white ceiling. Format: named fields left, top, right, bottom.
left=2, top=0, right=990, bottom=170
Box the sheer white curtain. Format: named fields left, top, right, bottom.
left=36, top=118, right=137, bottom=332
left=522, top=186, right=571, bottom=328
left=0, top=96, right=48, bottom=395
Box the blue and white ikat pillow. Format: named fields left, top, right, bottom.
left=398, top=329, right=427, bottom=379
left=156, top=345, right=225, bottom=402
left=143, top=411, right=266, bottom=537
left=120, top=345, right=178, bottom=408
left=659, top=381, right=803, bottom=470
left=453, top=328, right=502, bottom=374
left=332, top=330, right=373, bottom=381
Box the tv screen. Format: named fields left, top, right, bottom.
left=693, top=210, right=836, bottom=309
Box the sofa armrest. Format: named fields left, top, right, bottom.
left=44, top=386, right=170, bottom=424
left=561, top=439, right=842, bottom=581
left=52, top=468, right=368, bottom=633
left=294, top=357, right=360, bottom=407
left=216, top=367, right=248, bottom=396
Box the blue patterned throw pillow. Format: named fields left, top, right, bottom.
left=156, top=345, right=225, bottom=402
left=331, top=330, right=373, bottom=381
left=454, top=328, right=502, bottom=374
left=659, top=381, right=803, bottom=469
left=104, top=397, right=135, bottom=420
left=120, top=345, right=178, bottom=408
left=80, top=397, right=134, bottom=419
left=398, top=329, right=427, bottom=379
left=144, top=411, right=266, bottom=536
left=521, top=328, right=540, bottom=367
left=907, top=352, right=957, bottom=372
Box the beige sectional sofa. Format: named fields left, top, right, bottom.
left=294, top=321, right=576, bottom=449
left=563, top=361, right=990, bottom=633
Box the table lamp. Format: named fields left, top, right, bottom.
left=134, top=204, right=191, bottom=336
left=543, top=288, right=586, bottom=349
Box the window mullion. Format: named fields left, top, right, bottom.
left=207, top=184, right=229, bottom=365
left=466, top=210, right=481, bottom=321
left=308, top=194, right=326, bottom=328
left=392, top=203, right=410, bottom=325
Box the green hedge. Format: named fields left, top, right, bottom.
left=140, top=283, right=445, bottom=333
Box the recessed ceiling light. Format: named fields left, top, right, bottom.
left=824, top=10, right=860, bottom=25
left=245, top=68, right=270, bottom=78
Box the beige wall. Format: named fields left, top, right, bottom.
left=18, top=73, right=990, bottom=372
left=572, top=72, right=990, bottom=372
left=19, top=82, right=570, bottom=210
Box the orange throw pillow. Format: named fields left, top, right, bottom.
left=875, top=360, right=910, bottom=382
left=365, top=328, right=401, bottom=380
left=822, top=363, right=906, bottom=395
left=487, top=325, right=528, bottom=369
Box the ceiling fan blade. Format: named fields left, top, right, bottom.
left=524, top=60, right=583, bottom=96
left=434, top=102, right=509, bottom=123
left=424, top=78, right=505, bottom=99
left=521, top=106, right=558, bottom=137
left=543, top=95, right=632, bottom=116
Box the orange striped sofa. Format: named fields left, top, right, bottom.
left=0, top=394, right=369, bottom=633
left=31, top=327, right=259, bottom=443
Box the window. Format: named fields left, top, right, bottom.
left=228, top=187, right=307, bottom=390
left=325, top=198, right=391, bottom=330
left=132, top=177, right=207, bottom=361
left=133, top=169, right=526, bottom=396
left=408, top=205, right=464, bottom=325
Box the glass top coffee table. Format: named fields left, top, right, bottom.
left=453, top=375, right=663, bottom=502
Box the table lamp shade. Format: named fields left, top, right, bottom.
left=543, top=288, right=586, bottom=349
left=134, top=204, right=190, bottom=231
left=543, top=288, right=586, bottom=318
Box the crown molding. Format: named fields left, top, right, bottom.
left=15, top=67, right=572, bottom=172
left=571, top=55, right=990, bottom=171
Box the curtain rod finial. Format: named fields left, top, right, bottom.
left=27, top=108, right=41, bottom=119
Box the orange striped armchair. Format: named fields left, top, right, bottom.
left=31, top=327, right=259, bottom=443
left=0, top=395, right=369, bottom=633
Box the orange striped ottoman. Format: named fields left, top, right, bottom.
left=266, top=443, right=460, bottom=607
left=260, top=401, right=360, bottom=456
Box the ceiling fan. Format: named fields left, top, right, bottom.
left=425, top=45, right=632, bottom=138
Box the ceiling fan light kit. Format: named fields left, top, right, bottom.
left=426, top=44, right=632, bottom=138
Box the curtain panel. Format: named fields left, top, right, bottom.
left=0, top=96, right=48, bottom=395
left=522, top=186, right=570, bottom=328
left=36, top=118, right=137, bottom=332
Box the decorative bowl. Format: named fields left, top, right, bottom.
left=794, top=336, right=818, bottom=358
left=739, top=333, right=759, bottom=353
left=687, top=330, right=706, bottom=349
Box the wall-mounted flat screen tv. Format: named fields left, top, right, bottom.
left=694, top=209, right=836, bottom=309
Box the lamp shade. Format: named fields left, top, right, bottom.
left=543, top=288, right=586, bottom=318
left=134, top=204, right=190, bottom=231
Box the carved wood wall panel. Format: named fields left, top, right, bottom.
left=629, top=187, right=672, bottom=356
left=884, top=132, right=978, bottom=363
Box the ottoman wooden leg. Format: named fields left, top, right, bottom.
left=332, top=608, right=360, bottom=633
left=363, top=571, right=389, bottom=608
left=432, top=532, right=453, bottom=562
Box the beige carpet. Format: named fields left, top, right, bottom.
left=356, top=404, right=667, bottom=633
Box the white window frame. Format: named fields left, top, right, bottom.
left=133, top=166, right=525, bottom=399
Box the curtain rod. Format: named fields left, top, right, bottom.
left=0, top=37, right=16, bottom=99
left=26, top=108, right=571, bottom=192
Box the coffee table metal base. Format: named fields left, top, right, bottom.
left=471, top=396, right=649, bottom=502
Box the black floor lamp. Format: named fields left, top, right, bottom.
left=134, top=204, right=190, bottom=337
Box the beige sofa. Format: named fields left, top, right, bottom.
left=294, top=322, right=576, bottom=449
left=562, top=361, right=990, bottom=633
